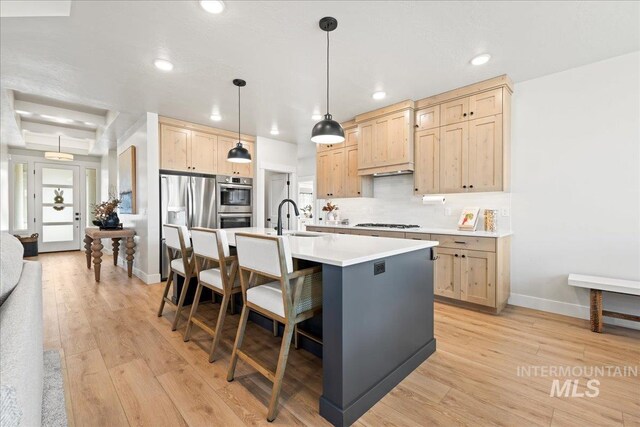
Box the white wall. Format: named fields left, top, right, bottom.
left=510, top=51, right=640, bottom=324
left=0, top=134, right=9, bottom=231
left=100, top=149, right=117, bottom=200
left=255, top=136, right=299, bottom=229
left=116, top=112, right=160, bottom=284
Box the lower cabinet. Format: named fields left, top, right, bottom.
left=434, top=248, right=496, bottom=307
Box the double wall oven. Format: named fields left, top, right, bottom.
left=216, top=175, right=253, bottom=229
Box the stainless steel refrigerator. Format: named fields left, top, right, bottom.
left=160, top=172, right=217, bottom=280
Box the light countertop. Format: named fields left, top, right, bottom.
left=307, top=223, right=512, bottom=238
left=222, top=227, right=438, bottom=267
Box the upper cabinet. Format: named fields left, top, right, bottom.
left=355, top=100, right=415, bottom=175
left=414, top=75, right=512, bottom=194
left=316, top=123, right=373, bottom=199
left=159, top=117, right=255, bottom=178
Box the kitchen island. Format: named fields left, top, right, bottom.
left=223, top=227, right=438, bottom=426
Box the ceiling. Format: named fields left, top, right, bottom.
left=1, top=1, right=638, bottom=152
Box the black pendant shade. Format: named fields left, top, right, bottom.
left=311, top=113, right=344, bottom=144
left=227, top=78, right=252, bottom=163
left=311, top=17, right=345, bottom=145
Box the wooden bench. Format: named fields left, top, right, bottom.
left=568, top=274, right=640, bottom=333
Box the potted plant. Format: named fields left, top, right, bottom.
left=322, top=201, right=339, bottom=221
left=92, top=194, right=122, bottom=229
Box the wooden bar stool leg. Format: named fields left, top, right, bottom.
left=590, top=289, right=603, bottom=333
left=272, top=319, right=278, bottom=337
left=267, top=322, right=295, bottom=422
left=171, top=274, right=191, bottom=331
left=209, top=293, right=231, bottom=362
left=184, top=282, right=204, bottom=341
left=227, top=305, right=250, bottom=382
left=158, top=270, right=174, bottom=317
left=294, top=325, right=299, bottom=350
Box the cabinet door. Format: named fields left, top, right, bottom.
left=373, top=117, right=389, bottom=165
left=415, top=106, right=440, bottom=131
left=190, top=132, right=217, bottom=174
left=345, top=127, right=358, bottom=147
left=160, top=125, right=190, bottom=171
left=461, top=250, right=496, bottom=307
left=467, top=115, right=502, bottom=192
left=469, top=88, right=503, bottom=120
left=434, top=248, right=460, bottom=299
left=345, top=145, right=361, bottom=197
left=330, top=148, right=346, bottom=197
left=439, top=122, right=468, bottom=193
left=387, top=111, right=411, bottom=165
left=357, top=120, right=375, bottom=169
left=441, top=97, right=469, bottom=126
left=414, top=128, right=440, bottom=194
left=233, top=141, right=254, bottom=177
left=317, top=152, right=331, bottom=198
left=216, top=136, right=236, bottom=176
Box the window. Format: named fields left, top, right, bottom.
left=12, top=163, right=28, bottom=231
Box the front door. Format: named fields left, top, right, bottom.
left=35, top=163, right=81, bottom=252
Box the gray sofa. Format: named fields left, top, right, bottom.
left=0, top=233, right=43, bottom=427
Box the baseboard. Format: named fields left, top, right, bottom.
left=114, top=257, right=161, bottom=285
left=508, top=293, right=640, bottom=330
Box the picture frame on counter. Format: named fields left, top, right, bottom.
left=457, top=207, right=480, bottom=231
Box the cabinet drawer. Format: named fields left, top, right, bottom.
left=432, top=234, right=495, bottom=252
left=406, top=232, right=432, bottom=241
left=350, top=229, right=406, bottom=239
left=306, top=226, right=334, bottom=233
left=334, top=229, right=352, bottom=235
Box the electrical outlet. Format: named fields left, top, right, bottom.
left=501, top=208, right=510, bottom=217
left=374, top=261, right=385, bottom=275
left=444, top=208, right=452, bottom=216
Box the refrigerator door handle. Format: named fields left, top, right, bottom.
left=189, top=177, right=196, bottom=228
left=185, top=177, right=191, bottom=229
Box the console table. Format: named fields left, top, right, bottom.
left=84, top=227, right=136, bottom=282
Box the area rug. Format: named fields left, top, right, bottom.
left=42, top=350, right=68, bottom=427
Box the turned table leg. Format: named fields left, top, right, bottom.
left=125, top=237, right=136, bottom=278
left=112, top=238, right=121, bottom=265
left=84, top=235, right=93, bottom=269
left=91, top=238, right=104, bottom=282
left=590, top=289, right=603, bottom=333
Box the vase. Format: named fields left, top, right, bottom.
left=101, top=212, right=120, bottom=229
left=327, top=212, right=336, bottom=221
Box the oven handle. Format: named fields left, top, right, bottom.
left=218, top=183, right=252, bottom=190
left=218, top=213, right=252, bottom=218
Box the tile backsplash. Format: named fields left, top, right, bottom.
left=316, top=174, right=512, bottom=232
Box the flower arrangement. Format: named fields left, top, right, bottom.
left=321, top=201, right=339, bottom=213
left=93, top=193, right=121, bottom=223
left=301, top=204, right=313, bottom=219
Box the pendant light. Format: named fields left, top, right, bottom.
left=45, top=135, right=74, bottom=161
left=311, top=17, right=344, bottom=145
left=227, top=78, right=252, bottom=163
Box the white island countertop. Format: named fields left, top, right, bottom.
left=223, top=227, right=438, bottom=267
left=308, top=223, right=513, bottom=238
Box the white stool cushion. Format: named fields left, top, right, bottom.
left=171, top=258, right=187, bottom=275
left=199, top=268, right=240, bottom=290
left=247, top=282, right=285, bottom=317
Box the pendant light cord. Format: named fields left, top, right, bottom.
left=238, top=84, right=241, bottom=145
left=326, top=30, right=330, bottom=115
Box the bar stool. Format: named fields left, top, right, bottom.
left=227, top=233, right=322, bottom=422
left=158, top=224, right=194, bottom=331
left=184, top=227, right=241, bottom=362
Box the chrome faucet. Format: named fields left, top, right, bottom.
left=276, top=199, right=300, bottom=236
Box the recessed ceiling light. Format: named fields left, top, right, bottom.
left=270, top=128, right=280, bottom=136
left=372, top=91, right=386, bottom=100
left=154, top=59, right=174, bottom=71
left=470, top=53, right=491, bottom=66
left=210, top=114, right=221, bottom=121
left=200, top=0, right=225, bottom=14
left=15, top=110, right=31, bottom=116
left=312, top=114, right=323, bottom=120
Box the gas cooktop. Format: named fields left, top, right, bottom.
left=355, top=223, right=420, bottom=229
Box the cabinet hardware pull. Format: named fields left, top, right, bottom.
left=415, top=188, right=418, bottom=191
left=461, top=255, right=466, bottom=258
left=462, top=185, right=467, bottom=189
left=454, top=254, right=459, bottom=257
left=454, top=241, right=467, bottom=244
left=463, top=113, right=467, bottom=117
left=470, top=112, right=474, bottom=116
left=414, top=124, right=419, bottom=128
left=357, top=191, right=360, bottom=194
left=469, top=185, right=474, bottom=189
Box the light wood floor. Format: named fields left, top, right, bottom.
left=41, top=251, right=639, bottom=427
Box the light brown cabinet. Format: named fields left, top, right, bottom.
left=467, top=115, right=503, bottom=192
left=439, top=122, right=468, bottom=193
left=414, top=128, right=440, bottom=194
left=440, top=88, right=503, bottom=126
left=434, top=248, right=460, bottom=299
left=356, top=101, right=415, bottom=175
left=316, top=126, right=372, bottom=199
left=415, top=106, right=440, bottom=131
left=159, top=117, right=255, bottom=178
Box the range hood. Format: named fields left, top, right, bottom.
left=372, top=170, right=414, bottom=177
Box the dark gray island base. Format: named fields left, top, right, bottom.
left=319, top=248, right=436, bottom=426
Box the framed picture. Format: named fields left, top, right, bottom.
left=118, top=146, right=136, bottom=214
left=458, top=207, right=480, bottom=231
